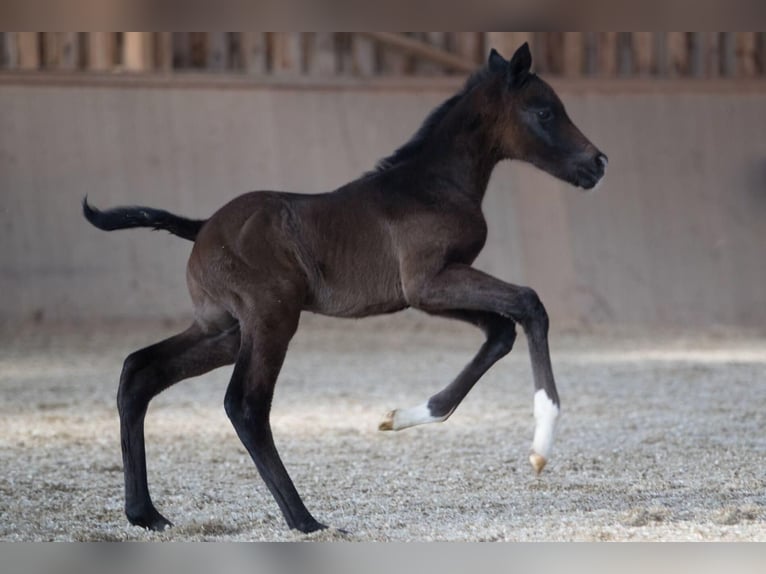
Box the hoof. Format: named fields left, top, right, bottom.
left=126, top=506, right=174, bottom=532
left=529, top=452, right=547, bottom=475
left=295, top=519, right=328, bottom=534
left=378, top=410, right=396, bottom=431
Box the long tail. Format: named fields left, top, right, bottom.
left=82, top=196, right=206, bottom=242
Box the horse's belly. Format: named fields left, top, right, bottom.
left=304, top=266, right=407, bottom=318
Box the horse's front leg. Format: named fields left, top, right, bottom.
left=402, top=263, right=560, bottom=475
left=379, top=310, right=516, bottom=430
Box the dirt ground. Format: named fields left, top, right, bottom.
left=1, top=314, right=765, bottom=541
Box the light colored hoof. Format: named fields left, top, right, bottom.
left=378, top=410, right=396, bottom=431
left=529, top=452, right=547, bottom=475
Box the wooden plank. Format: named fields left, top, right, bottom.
left=563, top=32, right=584, bottom=77
left=542, top=32, right=564, bottom=74
left=359, top=31, right=475, bottom=73
left=270, top=32, right=302, bottom=75
left=706, top=32, right=720, bottom=77
left=617, top=32, right=633, bottom=76
left=207, top=32, right=229, bottom=72
left=43, top=33, right=57, bottom=69
left=667, top=32, right=689, bottom=76
left=654, top=33, right=668, bottom=76
left=689, top=32, right=705, bottom=77
left=87, top=33, right=114, bottom=72
left=451, top=32, right=482, bottom=65
left=241, top=32, right=267, bottom=75
left=736, top=32, right=758, bottom=77
left=334, top=32, right=354, bottom=76
left=720, top=32, right=736, bottom=77
left=633, top=32, right=654, bottom=75
left=418, top=32, right=447, bottom=74
left=123, top=32, right=153, bottom=72
left=351, top=33, right=376, bottom=76
left=156, top=32, right=173, bottom=73
left=172, top=33, right=191, bottom=69
left=584, top=32, right=599, bottom=75
left=598, top=32, right=618, bottom=77
left=1, top=33, right=18, bottom=69
left=379, top=33, right=407, bottom=75
left=16, top=33, right=40, bottom=70
left=306, top=32, right=335, bottom=76
left=60, top=33, right=78, bottom=70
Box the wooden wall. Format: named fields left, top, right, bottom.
left=1, top=79, right=765, bottom=329
left=1, top=32, right=765, bottom=79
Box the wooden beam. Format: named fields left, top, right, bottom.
left=2, top=33, right=16, bottom=68
left=688, top=32, right=705, bottom=77
left=633, top=32, right=654, bottom=75
left=358, top=32, right=475, bottom=73
left=654, top=33, right=668, bottom=76
left=352, top=33, right=376, bottom=76
left=706, top=32, right=720, bottom=77
left=720, top=32, right=736, bottom=77
left=241, top=32, right=267, bottom=75
left=736, top=32, right=758, bottom=77
left=598, top=32, right=618, bottom=77
left=562, top=32, right=583, bottom=77
left=451, top=32, right=482, bottom=66
left=270, top=32, right=302, bottom=75
left=156, top=32, right=173, bottom=73
left=172, top=33, right=191, bottom=69
left=584, top=32, right=599, bottom=75
left=17, top=33, right=40, bottom=70
left=207, top=33, right=229, bottom=72
left=123, top=32, right=153, bottom=71
left=379, top=32, right=407, bottom=75
left=667, top=32, right=689, bottom=76
left=87, top=33, right=114, bottom=72
left=617, top=32, right=633, bottom=76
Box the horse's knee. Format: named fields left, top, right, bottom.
left=518, top=287, right=549, bottom=332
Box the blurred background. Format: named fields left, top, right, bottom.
left=1, top=32, right=765, bottom=330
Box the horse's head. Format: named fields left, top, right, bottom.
left=488, top=43, right=608, bottom=190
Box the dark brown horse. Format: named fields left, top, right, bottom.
left=83, top=43, right=607, bottom=534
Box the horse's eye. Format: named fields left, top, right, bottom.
left=537, top=109, right=553, bottom=122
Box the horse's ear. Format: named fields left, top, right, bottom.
left=509, top=42, right=532, bottom=86
left=488, top=48, right=507, bottom=73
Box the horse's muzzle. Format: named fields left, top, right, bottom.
left=574, top=152, right=608, bottom=190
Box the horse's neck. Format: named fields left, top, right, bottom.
left=420, top=130, right=500, bottom=204
left=419, top=93, right=502, bottom=203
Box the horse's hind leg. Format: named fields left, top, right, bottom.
left=223, top=303, right=326, bottom=534
left=379, top=311, right=516, bottom=431
left=118, top=323, right=240, bottom=531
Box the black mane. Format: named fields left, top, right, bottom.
left=370, top=66, right=491, bottom=174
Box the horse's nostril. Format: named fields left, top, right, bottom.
left=595, top=153, right=608, bottom=169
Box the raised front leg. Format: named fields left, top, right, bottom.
left=379, top=311, right=516, bottom=430
left=403, top=263, right=560, bottom=475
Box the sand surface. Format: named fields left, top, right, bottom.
left=1, top=315, right=765, bottom=541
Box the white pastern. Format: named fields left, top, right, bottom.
left=380, top=402, right=450, bottom=431
left=531, top=389, right=559, bottom=459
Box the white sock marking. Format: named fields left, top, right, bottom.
left=390, top=402, right=450, bottom=430
left=531, top=389, right=559, bottom=459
